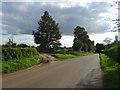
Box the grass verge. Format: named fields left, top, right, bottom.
left=1, top=55, right=42, bottom=73
left=52, top=52, right=94, bottom=59
left=79, top=52, right=94, bottom=56
left=100, top=53, right=120, bottom=88
left=52, top=54, right=77, bottom=59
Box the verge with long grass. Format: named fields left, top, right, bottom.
left=100, top=53, right=120, bottom=88
left=52, top=52, right=94, bottom=59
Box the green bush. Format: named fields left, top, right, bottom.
left=105, top=42, right=120, bottom=63
left=2, top=47, right=39, bottom=61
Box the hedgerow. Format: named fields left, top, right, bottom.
left=2, top=47, right=39, bottom=61
left=105, top=42, right=120, bottom=63
left=2, top=47, right=42, bottom=73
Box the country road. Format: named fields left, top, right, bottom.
left=2, top=54, right=103, bottom=88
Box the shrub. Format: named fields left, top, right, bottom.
left=2, top=47, right=39, bottom=61
left=105, top=42, right=120, bottom=63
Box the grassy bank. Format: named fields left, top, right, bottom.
left=2, top=47, right=42, bottom=73
left=2, top=55, right=42, bottom=73
left=100, top=53, right=120, bottom=88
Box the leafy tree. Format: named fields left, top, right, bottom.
left=73, top=26, right=94, bottom=52
left=87, top=40, right=95, bottom=52
left=96, top=43, right=105, bottom=53
left=82, top=43, right=88, bottom=52
left=73, top=26, right=89, bottom=43
left=33, top=11, right=61, bottom=50
left=73, top=40, right=82, bottom=51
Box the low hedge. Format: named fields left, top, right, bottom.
left=2, top=47, right=39, bottom=61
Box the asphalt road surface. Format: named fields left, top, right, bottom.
left=2, top=54, right=103, bottom=88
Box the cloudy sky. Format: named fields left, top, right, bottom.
left=0, top=0, right=119, bottom=47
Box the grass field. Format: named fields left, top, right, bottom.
left=100, top=53, right=120, bottom=88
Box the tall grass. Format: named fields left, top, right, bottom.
left=100, top=53, right=120, bottom=88
left=2, top=55, right=42, bottom=73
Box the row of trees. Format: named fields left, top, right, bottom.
left=33, top=11, right=95, bottom=52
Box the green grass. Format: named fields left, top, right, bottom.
left=1, top=55, right=42, bottom=73
left=66, top=50, right=94, bottom=56
left=52, top=52, right=94, bottom=59
left=52, top=54, right=77, bottom=59
left=100, top=53, right=120, bottom=88
left=79, top=52, right=94, bottom=56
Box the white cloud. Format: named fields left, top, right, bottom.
left=89, top=31, right=118, bottom=45
left=60, top=35, right=74, bottom=47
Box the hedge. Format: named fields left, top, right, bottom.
left=1, top=47, right=42, bottom=73
left=105, top=42, right=120, bottom=63
left=2, top=47, right=40, bottom=61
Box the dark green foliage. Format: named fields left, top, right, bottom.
left=96, top=43, right=105, bottom=53
left=73, top=26, right=89, bottom=43
left=2, top=47, right=39, bottom=61
left=73, top=26, right=95, bottom=52
left=73, top=40, right=82, bottom=51
left=82, top=43, right=88, bottom=52
left=105, top=42, right=120, bottom=63
left=33, top=11, right=62, bottom=50
left=17, top=44, right=28, bottom=48
left=36, top=46, right=54, bottom=53
left=117, top=43, right=120, bottom=63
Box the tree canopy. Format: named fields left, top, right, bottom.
left=33, top=11, right=62, bottom=50
left=73, top=26, right=95, bottom=52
